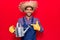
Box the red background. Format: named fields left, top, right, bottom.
left=0, top=0, right=60, bottom=40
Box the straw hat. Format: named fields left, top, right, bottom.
left=18, top=1, right=38, bottom=12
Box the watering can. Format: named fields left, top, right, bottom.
left=15, top=23, right=30, bottom=37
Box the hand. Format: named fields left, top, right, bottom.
left=9, top=25, right=15, bottom=33
left=31, top=21, right=40, bottom=31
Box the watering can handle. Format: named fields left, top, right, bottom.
left=23, top=25, right=30, bottom=34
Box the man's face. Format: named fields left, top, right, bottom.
left=24, top=6, right=34, bottom=17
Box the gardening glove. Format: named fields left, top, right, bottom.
left=9, top=25, right=15, bottom=33
left=31, top=21, right=40, bottom=31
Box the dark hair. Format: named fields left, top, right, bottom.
left=25, top=6, right=33, bottom=10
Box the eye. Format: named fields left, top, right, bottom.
left=26, top=9, right=29, bottom=10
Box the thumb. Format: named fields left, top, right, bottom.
left=10, top=25, right=15, bottom=29
left=36, top=21, right=39, bottom=24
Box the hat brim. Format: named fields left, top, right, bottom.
left=18, top=1, right=38, bottom=12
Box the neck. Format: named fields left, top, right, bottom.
left=26, top=15, right=31, bottom=20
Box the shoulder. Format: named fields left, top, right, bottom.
left=18, top=18, right=23, bottom=21
left=33, top=17, right=40, bottom=24
left=18, top=17, right=23, bottom=23
left=33, top=17, right=39, bottom=21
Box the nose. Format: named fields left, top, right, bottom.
left=28, top=9, right=32, bottom=12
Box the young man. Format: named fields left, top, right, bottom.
left=9, top=1, right=44, bottom=40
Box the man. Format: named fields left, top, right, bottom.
left=9, top=1, right=44, bottom=40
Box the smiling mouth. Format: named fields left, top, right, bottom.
left=26, top=13, right=32, bottom=17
